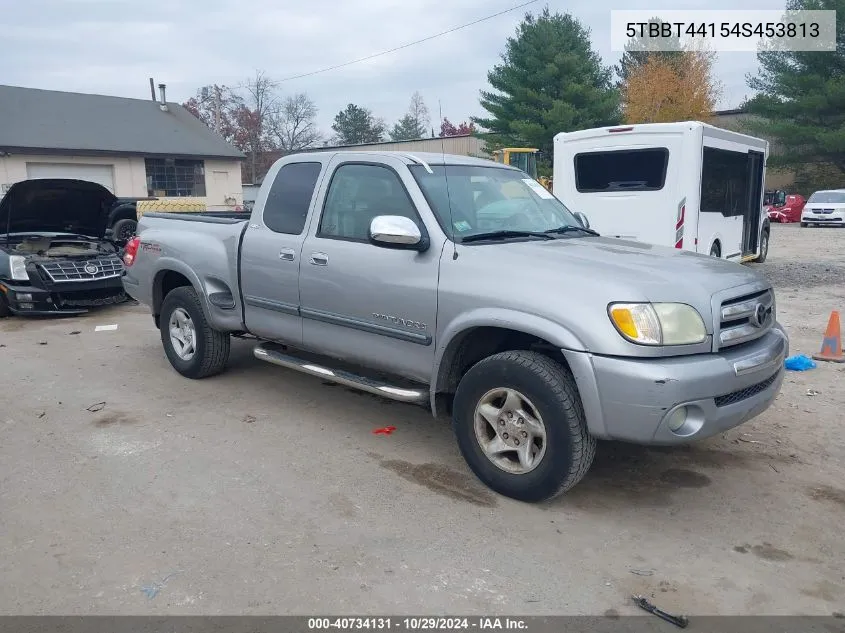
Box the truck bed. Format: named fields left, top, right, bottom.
left=124, top=213, right=249, bottom=332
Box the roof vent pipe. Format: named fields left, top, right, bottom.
left=158, top=83, right=168, bottom=111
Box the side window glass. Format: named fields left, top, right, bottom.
left=318, top=164, right=419, bottom=241
left=263, top=162, right=322, bottom=234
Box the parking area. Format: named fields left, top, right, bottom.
left=1, top=224, right=843, bottom=616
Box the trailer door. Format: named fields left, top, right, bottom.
left=699, top=146, right=749, bottom=261
left=742, top=150, right=765, bottom=257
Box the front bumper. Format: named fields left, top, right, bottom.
left=0, top=277, right=127, bottom=316
left=802, top=212, right=844, bottom=224
left=563, top=325, right=788, bottom=445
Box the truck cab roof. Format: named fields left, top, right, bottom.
left=284, top=150, right=507, bottom=170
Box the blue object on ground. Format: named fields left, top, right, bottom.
left=784, top=354, right=817, bottom=371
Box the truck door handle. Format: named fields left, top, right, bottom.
left=279, top=248, right=295, bottom=261
left=310, top=252, right=329, bottom=266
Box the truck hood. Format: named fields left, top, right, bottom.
left=495, top=236, right=762, bottom=294
left=440, top=235, right=771, bottom=358
left=0, top=179, right=117, bottom=238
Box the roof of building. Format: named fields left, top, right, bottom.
left=0, top=84, right=244, bottom=160
left=712, top=107, right=747, bottom=116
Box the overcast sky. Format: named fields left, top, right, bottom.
left=4, top=0, right=785, bottom=138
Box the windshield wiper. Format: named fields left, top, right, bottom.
left=460, top=230, right=556, bottom=243
left=544, top=225, right=601, bottom=237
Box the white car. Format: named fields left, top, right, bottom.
left=801, top=189, right=845, bottom=227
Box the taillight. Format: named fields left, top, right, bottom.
left=123, top=236, right=141, bottom=267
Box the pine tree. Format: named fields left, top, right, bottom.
left=331, top=104, right=385, bottom=145
left=473, top=8, right=619, bottom=158
left=743, top=0, right=845, bottom=190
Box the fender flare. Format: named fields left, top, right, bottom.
left=151, top=258, right=212, bottom=323
left=429, top=308, right=588, bottom=414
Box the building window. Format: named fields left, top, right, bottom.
left=145, top=158, right=206, bottom=197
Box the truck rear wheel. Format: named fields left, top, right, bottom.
left=452, top=350, right=595, bottom=502
left=160, top=286, right=230, bottom=379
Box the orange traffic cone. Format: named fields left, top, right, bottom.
left=812, top=311, right=845, bottom=363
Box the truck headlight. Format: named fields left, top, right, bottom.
left=608, top=302, right=707, bottom=346
left=9, top=256, right=28, bottom=281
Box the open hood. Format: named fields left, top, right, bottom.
left=0, top=179, right=117, bottom=238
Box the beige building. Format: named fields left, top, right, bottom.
left=0, top=84, right=244, bottom=209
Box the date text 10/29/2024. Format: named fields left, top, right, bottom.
left=308, top=618, right=528, bottom=631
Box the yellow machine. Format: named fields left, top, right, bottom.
left=492, top=148, right=552, bottom=191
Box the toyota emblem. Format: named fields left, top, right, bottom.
left=751, top=303, right=768, bottom=327
left=84, top=263, right=99, bottom=275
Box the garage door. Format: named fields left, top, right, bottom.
left=26, top=163, right=115, bottom=193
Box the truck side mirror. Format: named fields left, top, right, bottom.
left=369, top=215, right=429, bottom=251
left=574, top=212, right=590, bottom=229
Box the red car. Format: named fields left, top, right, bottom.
left=764, top=190, right=806, bottom=223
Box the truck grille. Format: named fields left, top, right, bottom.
left=38, top=257, right=123, bottom=283
left=717, top=289, right=774, bottom=350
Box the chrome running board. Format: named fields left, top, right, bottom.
left=253, top=343, right=429, bottom=404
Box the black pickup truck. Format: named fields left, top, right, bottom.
left=0, top=178, right=132, bottom=317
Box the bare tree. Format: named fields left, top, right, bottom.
left=408, top=91, right=430, bottom=132
left=270, top=93, right=322, bottom=151
left=236, top=70, right=280, bottom=183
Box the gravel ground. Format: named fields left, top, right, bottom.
left=1, top=223, right=843, bottom=617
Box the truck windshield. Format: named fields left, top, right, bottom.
left=410, top=165, right=580, bottom=242
left=808, top=191, right=845, bottom=204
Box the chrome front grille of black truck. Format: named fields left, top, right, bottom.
left=717, top=289, right=775, bottom=350
left=38, top=257, right=123, bottom=283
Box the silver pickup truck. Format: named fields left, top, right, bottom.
left=122, top=151, right=788, bottom=502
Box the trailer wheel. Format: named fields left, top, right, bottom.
left=756, top=230, right=769, bottom=263
left=709, top=242, right=721, bottom=258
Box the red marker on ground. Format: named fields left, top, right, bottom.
left=372, top=426, right=397, bottom=435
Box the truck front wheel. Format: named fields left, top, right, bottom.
left=160, top=286, right=230, bottom=379
left=452, top=350, right=596, bottom=502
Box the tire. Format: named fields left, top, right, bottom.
left=0, top=293, right=10, bottom=318
left=709, top=242, right=721, bottom=258
left=756, top=230, right=769, bottom=263
left=159, top=286, right=230, bottom=379
left=111, top=218, right=137, bottom=243
left=452, top=350, right=596, bottom=502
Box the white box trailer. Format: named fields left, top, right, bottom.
left=553, top=122, right=770, bottom=263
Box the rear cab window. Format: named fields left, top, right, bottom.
left=574, top=148, right=669, bottom=192
left=262, top=162, right=323, bottom=234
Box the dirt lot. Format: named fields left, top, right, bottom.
left=1, top=224, right=843, bottom=616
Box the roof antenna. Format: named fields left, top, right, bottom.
left=438, top=100, right=458, bottom=261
